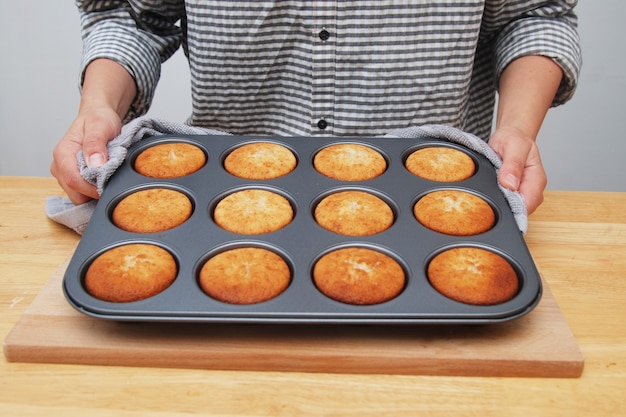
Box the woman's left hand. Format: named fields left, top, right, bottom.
left=489, top=126, right=547, bottom=214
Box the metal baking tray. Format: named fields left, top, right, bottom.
left=63, top=134, right=542, bottom=324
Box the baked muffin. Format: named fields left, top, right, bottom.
left=314, top=190, right=394, bottom=236
left=427, top=247, right=519, bottom=305
left=413, top=189, right=495, bottom=236
left=313, top=247, right=405, bottom=305
left=224, top=142, right=297, bottom=180
left=213, top=189, right=293, bottom=234
left=112, top=188, right=193, bottom=233
left=85, top=243, right=177, bottom=303
left=313, top=143, right=387, bottom=181
left=199, top=247, right=291, bottom=304
left=405, top=146, right=475, bottom=182
left=134, top=142, right=206, bottom=178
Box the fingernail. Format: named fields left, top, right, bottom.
left=88, top=153, right=105, bottom=168
left=505, top=173, right=520, bottom=190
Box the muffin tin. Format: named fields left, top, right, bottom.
left=63, top=134, right=542, bottom=324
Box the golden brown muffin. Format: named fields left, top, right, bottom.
left=427, top=247, right=519, bottom=305
left=112, top=188, right=193, bottom=233
left=224, top=142, right=297, bottom=180
left=213, top=189, right=293, bottom=234
left=413, top=189, right=495, bottom=236
left=313, top=247, right=405, bottom=305
left=85, top=243, right=177, bottom=303
left=314, top=190, right=394, bottom=236
left=313, top=143, right=387, bottom=181
left=199, top=247, right=291, bottom=304
left=134, top=142, right=206, bottom=178
left=405, top=147, right=475, bottom=182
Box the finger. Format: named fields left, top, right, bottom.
left=519, top=179, right=545, bottom=215
left=51, top=139, right=100, bottom=204
left=489, top=133, right=529, bottom=193
left=64, top=181, right=99, bottom=205
left=517, top=158, right=547, bottom=215
left=497, top=145, right=527, bottom=192
left=81, top=114, right=119, bottom=168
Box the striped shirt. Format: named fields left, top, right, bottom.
left=77, top=1, right=581, bottom=140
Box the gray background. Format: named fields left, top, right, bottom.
left=1, top=1, right=623, bottom=192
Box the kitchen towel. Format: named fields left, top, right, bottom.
left=46, top=116, right=528, bottom=234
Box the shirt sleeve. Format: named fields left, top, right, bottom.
left=486, top=0, right=582, bottom=106
left=76, top=0, right=185, bottom=120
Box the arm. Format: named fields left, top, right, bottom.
left=489, top=55, right=563, bottom=214
left=51, top=1, right=184, bottom=204
left=50, top=59, right=136, bottom=204
left=484, top=1, right=582, bottom=214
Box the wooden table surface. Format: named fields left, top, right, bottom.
left=1, top=176, right=625, bottom=416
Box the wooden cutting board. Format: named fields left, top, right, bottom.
left=3, top=257, right=584, bottom=377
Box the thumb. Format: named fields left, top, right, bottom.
left=498, top=158, right=522, bottom=192
left=490, top=130, right=530, bottom=192
left=496, top=140, right=546, bottom=214
left=82, top=110, right=122, bottom=168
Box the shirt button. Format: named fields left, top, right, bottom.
left=317, top=119, right=328, bottom=130
left=318, top=29, right=330, bottom=41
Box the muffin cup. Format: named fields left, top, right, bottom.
left=132, top=138, right=208, bottom=178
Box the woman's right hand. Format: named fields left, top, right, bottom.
left=50, top=106, right=122, bottom=204
left=50, top=59, right=136, bottom=205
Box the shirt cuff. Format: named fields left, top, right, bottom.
left=79, top=22, right=162, bottom=121
left=494, top=17, right=582, bottom=106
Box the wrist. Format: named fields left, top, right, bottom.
left=496, top=55, right=563, bottom=140
left=80, top=59, right=137, bottom=119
